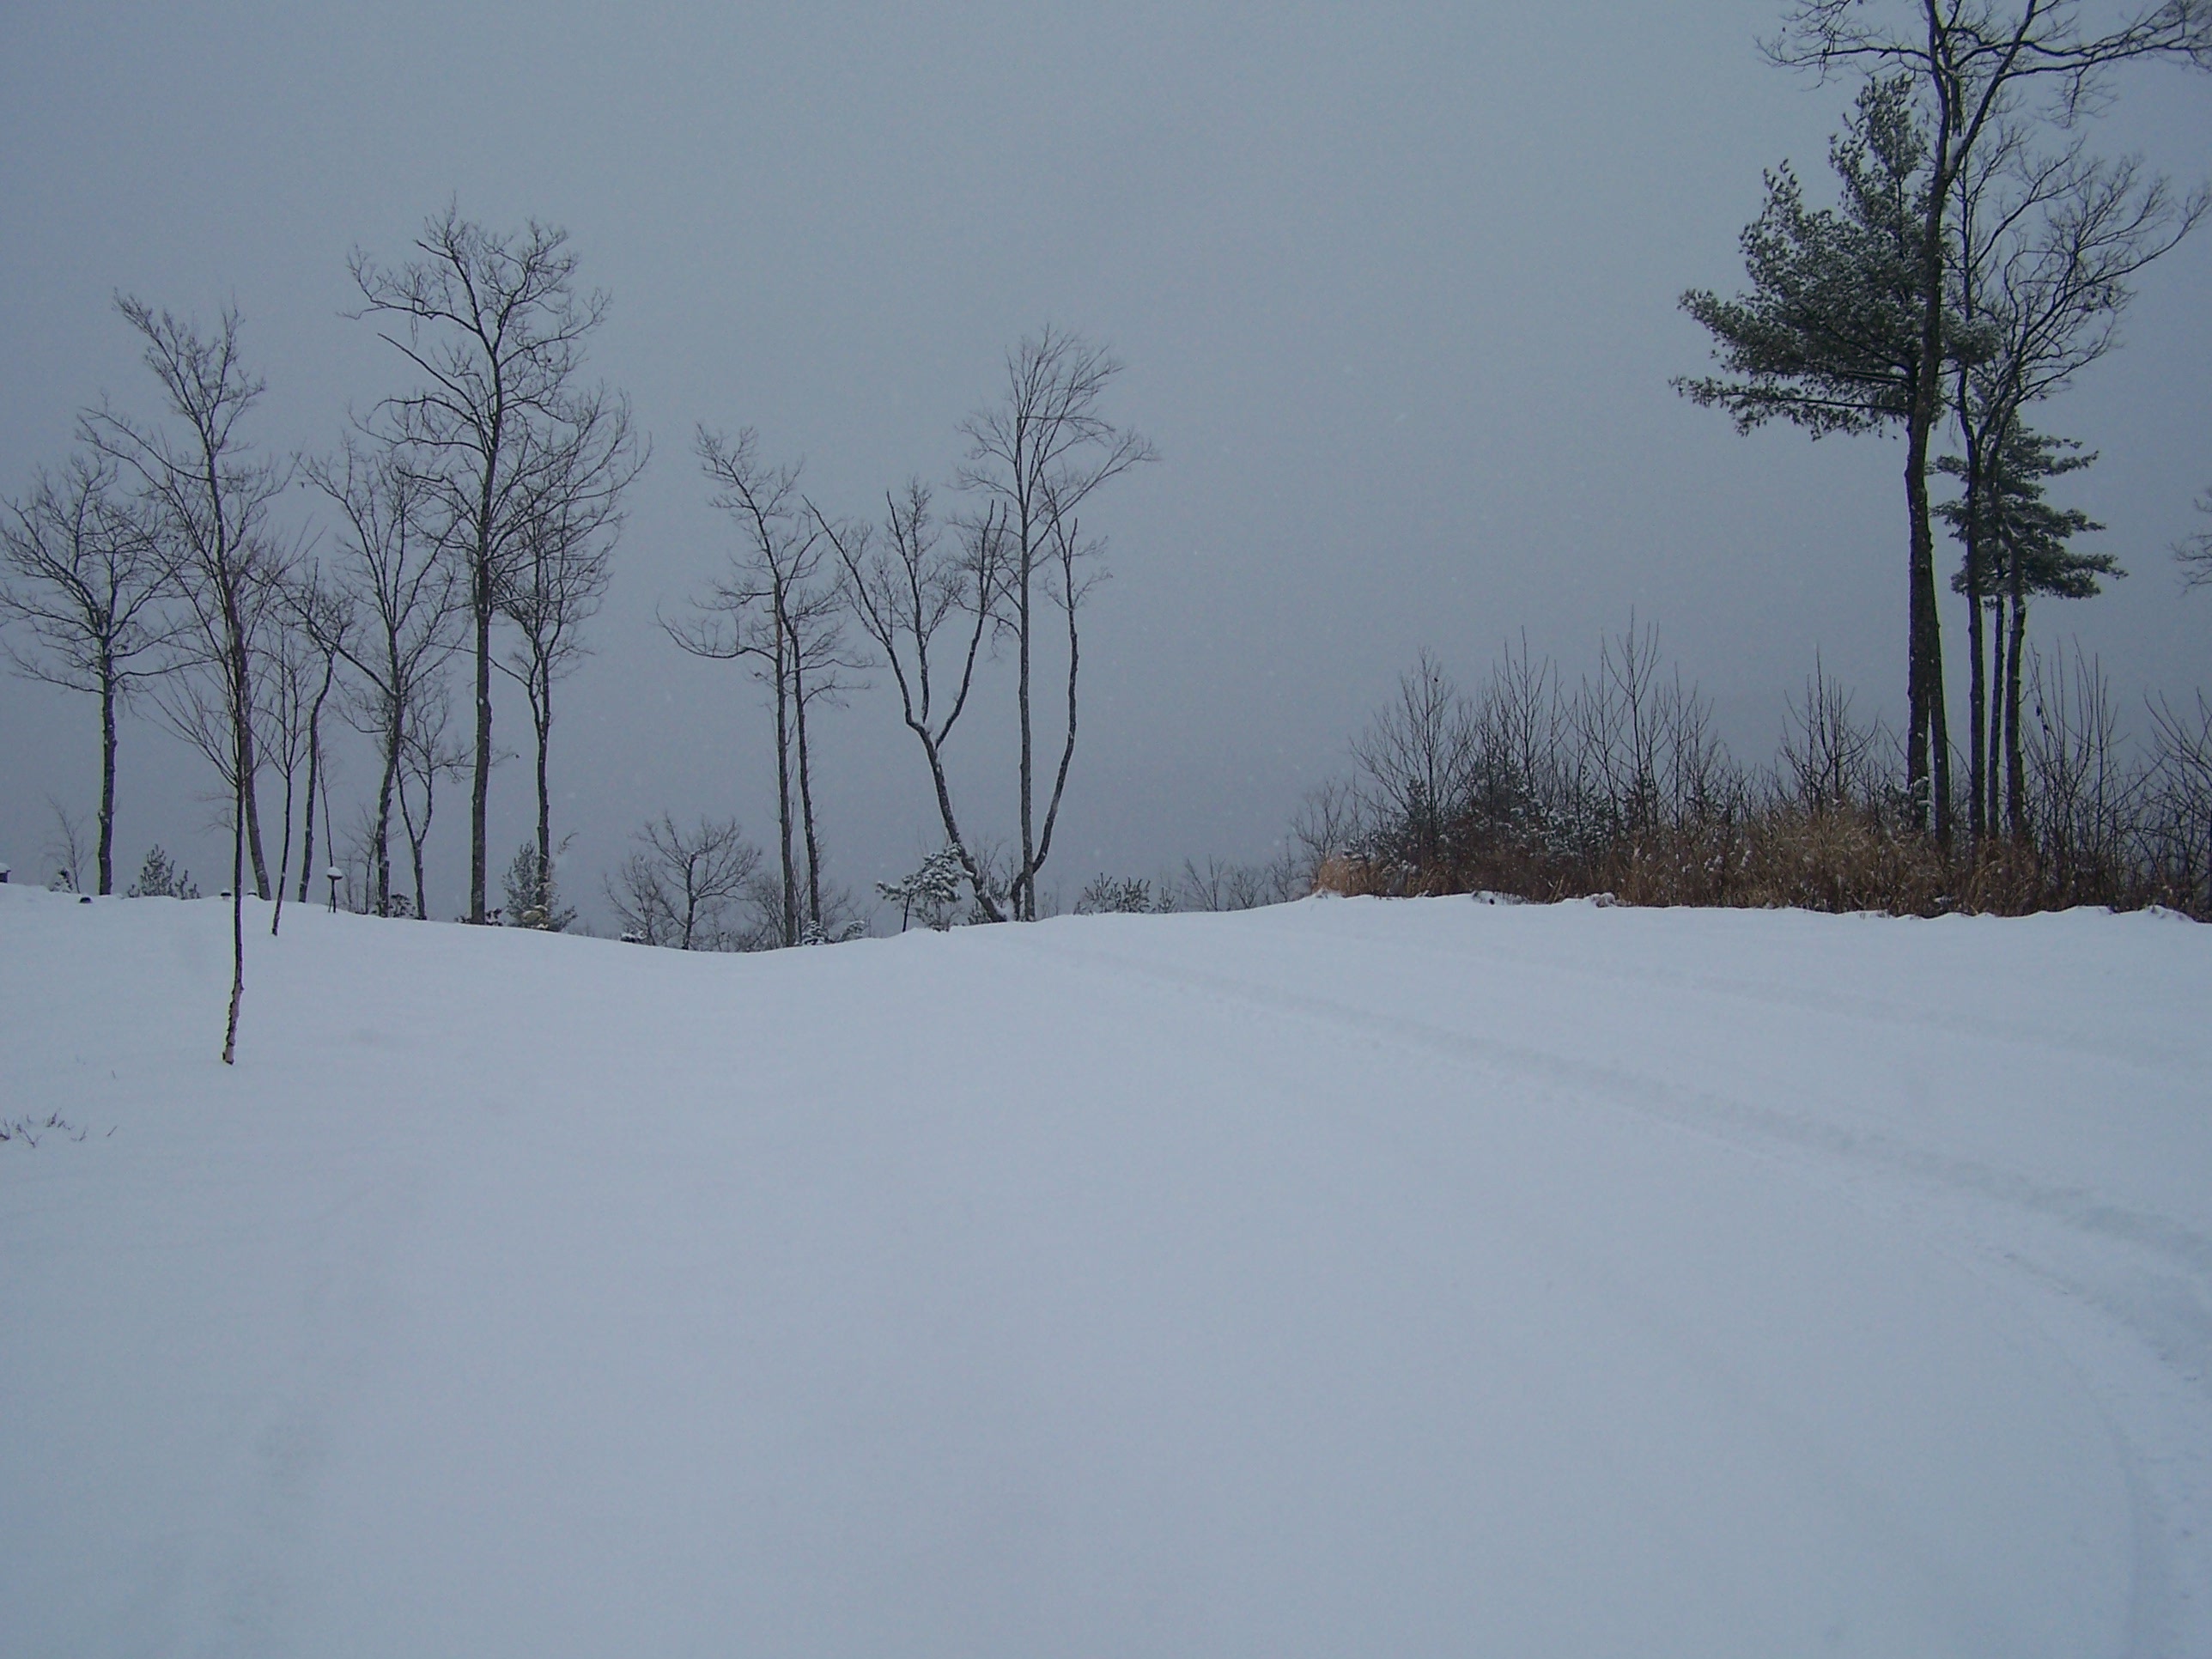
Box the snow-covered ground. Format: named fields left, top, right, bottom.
left=3, top=884, right=2209, bottom=1658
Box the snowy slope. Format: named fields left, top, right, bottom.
left=2, top=884, right=2208, bottom=1658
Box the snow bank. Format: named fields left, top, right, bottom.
left=3, top=885, right=2208, bottom=1656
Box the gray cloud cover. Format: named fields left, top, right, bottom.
left=3, top=1, right=2206, bottom=915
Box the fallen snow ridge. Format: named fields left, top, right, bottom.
left=3, top=884, right=2209, bottom=1657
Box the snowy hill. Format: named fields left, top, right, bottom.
left=3, top=884, right=2209, bottom=1657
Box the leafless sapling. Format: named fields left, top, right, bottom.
left=83, top=300, right=295, bottom=1062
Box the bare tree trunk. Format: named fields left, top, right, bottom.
left=1988, top=593, right=2007, bottom=834
left=1966, top=591, right=1987, bottom=843
left=223, top=695, right=246, bottom=1066
left=921, top=734, right=1002, bottom=923
left=270, top=760, right=295, bottom=937
left=375, top=723, right=399, bottom=915
left=1904, top=18, right=1961, bottom=848
left=296, top=652, right=336, bottom=905
left=471, top=564, right=492, bottom=923
left=1016, top=528, right=1035, bottom=921
left=2005, top=581, right=2029, bottom=838
left=792, top=650, right=823, bottom=932
left=774, top=628, right=797, bottom=945
left=1030, top=543, right=1083, bottom=888
left=1928, top=570, right=1952, bottom=844
left=321, top=740, right=339, bottom=915
left=405, top=761, right=435, bottom=924
left=533, top=665, right=554, bottom=908
left=231, top=637, right=272, bottom=898
left=98, top=654, right=118, bottom=896
left=1957, top=363, right=1987, bottom=846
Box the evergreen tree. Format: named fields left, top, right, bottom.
left=501, top=839, right=576, bottom=932
left=1940, top=422, right=2115, bottom=835
left=1679, top=78, right=1955, bottom=825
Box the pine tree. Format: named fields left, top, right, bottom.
left=1940, top=422, right=2115, bottom=835
left=501, top=839, right=576, bottom=932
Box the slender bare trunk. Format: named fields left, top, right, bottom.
left=1958, top=365, right=1987, bottom=846
left=270, top=762, right=295, bottom=937
left=1988, top=593, right=2007, bottom=834
left=773, top=618, right=796, bottom=945
left=375, top=721, right=399, bottom=915
left=223, top=708, right=246, bottom=1066
left=471, top=562, right=492, bottom=923
left=1016, top=530, right=1035, bottom=921
left=234, top=640, right=271, bottom=897
left=533, top=665, right=553, bottom=910
left=98, top=653, right=118, bottom=896
left=1031, top=551, right=1082, bottom=885
left=793, top=655, right=823, bottom=932
left=297, top=654, right=335, bottom=905
left=921, top=732, right=1002, bottom=923
left=1906, top=40, right=1955, bottom=846
left=2005, top=578, right=2029, bottom=838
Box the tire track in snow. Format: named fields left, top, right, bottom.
left=1000, top=921, right=2212, bottom=1658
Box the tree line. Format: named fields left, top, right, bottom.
left=2, top=205, right=1157, bottom=1054
left=8, top=0, right=2210, bottom=1066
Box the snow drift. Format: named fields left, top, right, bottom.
left=3, top=884, right=2209, bottom=1657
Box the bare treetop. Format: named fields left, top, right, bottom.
left=349, top=203, right=635, bottom=922
left=956, top=325, right=1158, bottom=538
left=349, top=205, right=610, bottom=442
left=0, top=455, right=173, bottom=697
left=1770, top=2, right=2212, bottom=119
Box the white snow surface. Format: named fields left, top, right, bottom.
left=3, top=884, right=2209, bottom=1657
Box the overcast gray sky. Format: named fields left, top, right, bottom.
left=3, top=1, right=2207, bottom=921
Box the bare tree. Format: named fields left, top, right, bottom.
left=350, top=204, right=635, bottom=922
left=668, top=428, right=855, bottom=945
left=2145, top=691, right=2212, bottom=910
left=1780, top=657, right=1891, bottom=810
left=255, top=568, right=356, bottom=936
left=83, top=299, right=294, bottom=1063
left=259, top=619, right=316, bottom=935
left=310, top=440, right=460, bottom=916
left=606, top=813, right=763, bottom=949
left=817, top=480, right=1006, bottom=920
left=495, top=404, right=630, bottom=924
left=1948, top=134, right=2202, bottom=838
left=1351, top=649, right=1477, bottom=878
left=0, top=454, right=176, bottom=893
left=1174, top=855, right=1287, bottom=912
left=1765, top=0, right=2211, bottom=839
left=396, top=680, right=466, bottom=921
left=284, top=568, right=356, bottom=914
left=42, top=799, right=93, bottom=895
left=957, top=327, right=1156, bottom=920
